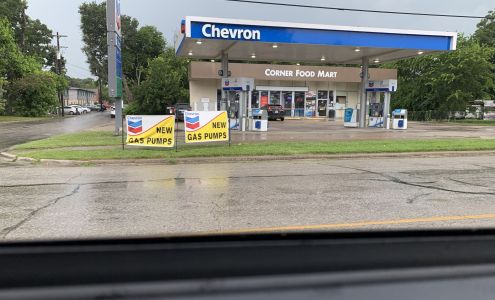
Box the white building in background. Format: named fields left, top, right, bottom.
left=63, top=87, right=98, bottom=106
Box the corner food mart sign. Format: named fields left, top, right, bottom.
left=264, top=68, right=338, bottom=79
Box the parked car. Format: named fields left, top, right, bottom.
left=69, top=105, right=90, bottom=114
left=174, top=103, right=191, bottom=121
left=85, top=105, right=100, bottom=112
left=63, top=106, right=77, bottom=115
left=261, top=104, right=285, bottom=121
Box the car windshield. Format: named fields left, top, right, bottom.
left=2, top=0, right=495, bottom=243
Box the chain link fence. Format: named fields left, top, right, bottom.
left=407, top=110, right=484, bottom=121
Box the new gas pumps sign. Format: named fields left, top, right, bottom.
left=184, top=111, right=229, bottom=143
left=126, top=115, right=174, bottom=147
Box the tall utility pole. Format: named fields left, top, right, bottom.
left=53, top=32, right=68, bottom=116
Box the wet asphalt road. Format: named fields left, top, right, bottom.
left=0, top=112, right=112, bottom=150
left=2, top=155, right=495, bottom=240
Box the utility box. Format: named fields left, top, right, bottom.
left=392, top=109, right=408, bottom=130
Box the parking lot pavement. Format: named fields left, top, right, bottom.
left=228, top=119, right=495, bottom=142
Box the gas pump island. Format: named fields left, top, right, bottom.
left=221, top=77, right=259, bottom=132
left=366, top=79, right=399, bottom=129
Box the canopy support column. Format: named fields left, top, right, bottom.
left=220, top=52, right=229, bottom=111
left=359, top=57, right=369, bottom=128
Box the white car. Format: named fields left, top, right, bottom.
left=110, top=105, right=124, bottom=118
left=70, top=105, right=90, bottom=114
left=63, top=106, right=77, bottom=115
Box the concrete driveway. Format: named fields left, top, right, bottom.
left=228, top=119, right=495, bottom=142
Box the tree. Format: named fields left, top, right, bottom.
left=45, top=47, right=66, bottom=74
left=7, top=72, right=61, bottom=117
left=0, top=0, right=54, bottom=67
left=123, top=25, right=165, bottom=86
left=79, top=1, right=107, bottom=106
left=130, top=48, right=189, bottom=114
left=79, top=2, right=167, bottom=104
left=67, top=77, right=96, bottom=89
left=390, top=36, right=495, bottom=116
left=0, top=17, right=40, bottom=113
left=23, top=18, right=53, bottom=64
left=0, top=0, right=28, bottom=48
left=474, top=10, right=495, bottom=47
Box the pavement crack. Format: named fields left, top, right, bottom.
left=0, top=185, right=81, bottom=238
left=337, top=166, right=495, bottom=196
left=407, top=192, right=432, bottom=204
left=448, top=178, right=491, bottom=189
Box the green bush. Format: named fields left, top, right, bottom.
left=7, top=72, right=59, bottom=117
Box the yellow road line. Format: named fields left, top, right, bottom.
left=204, top=214, right=495, bottom=235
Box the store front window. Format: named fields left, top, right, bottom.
left=260, top=91, right=269, bottom=107
left=336, top=96, right=347, bottom=110
left=270, top=91, right=281, bottom=105
left=251, top=91, right=259, bottom=109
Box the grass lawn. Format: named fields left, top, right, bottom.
left=0, top=116, right=51, bottom=123
left=13, top=131, right=122, bottom=150
left=10, top=131, right=495, bottom=161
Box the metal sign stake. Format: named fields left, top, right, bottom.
left=121, top=115, right=125, bottom=150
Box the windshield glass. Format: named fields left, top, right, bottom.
left=1, top=0, right=495, bottom=241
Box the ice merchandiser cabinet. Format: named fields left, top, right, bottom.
left=391, top=109, right=408, bottom=130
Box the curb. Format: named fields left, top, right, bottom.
left=5, top=150, right=495, bottom=166
left=0, top=152, right=17, bottom=162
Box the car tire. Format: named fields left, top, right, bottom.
left=111, top=115, right=115, bottom=118
left=69, top=111, right=74, bottom=115
left=281, top=118, right=284, bottom=121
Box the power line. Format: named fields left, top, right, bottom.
left=66, top=62, right=92, bottom=72
left=226, top=0, right=493, bottom=19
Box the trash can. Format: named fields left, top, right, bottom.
left=328, top=109, right=335, bottom=119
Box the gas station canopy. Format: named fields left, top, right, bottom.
left=176, top=16, right=457, bottom=64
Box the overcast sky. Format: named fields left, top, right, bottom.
left=26, top=0, right=494, bottom=78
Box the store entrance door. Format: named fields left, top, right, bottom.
left=282, top=91, right=293, bottom=117
left=317, top=100, right=327, bottom=117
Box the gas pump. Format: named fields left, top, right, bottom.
left=365, top=79, right=397, bottom=129
left=222, top=77, right=254, bottom=132
left=368, top=101, right=384, bottom=128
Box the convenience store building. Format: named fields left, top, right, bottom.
left=188, top=61, right=397, bottom=119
